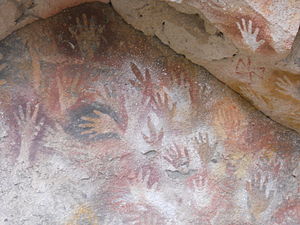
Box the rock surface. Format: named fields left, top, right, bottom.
left=0, top=0, right=110, bottom=41
left=110, top=0, right=300, bottom=133
left=0, top=0, right=299, bottom=133
left=0, top=2, right=299, bottom=225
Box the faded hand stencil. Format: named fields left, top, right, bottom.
left=246, top=173, right=275, bottom=221
left=0, top=2, right=298, bottom=225
left=69, top=13, right=106, bottom=59
left=15, top=102, right=44, bottom=167
left=275, top=76, right=300, bottom=100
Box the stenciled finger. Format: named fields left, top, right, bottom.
left=78, top=122, right=95, bottom=128
left=253, top=27, right=259, bottom=37
left=236, top=21, right=242, bottom=32
left=147, top=117, right=157, bottom=137
left=130, top=63, right=144, bottom=83
left=80, top=115, right=98, bottom=123
left=242, top=18, right=246, bottom=31
left=142, top=170, right=151, bottom=187
left=31, top=103, right=40, bottom=123
left=35, top=117, right=45, bottom=133
left=80, top=129, right=96, bottom=136
left=136, top=169, right=143, bottom=183
left=174, top=143, right=182, bottom=157
left=14, top=112, right=21, bottom=126
left=93, top=110, right=103, bottom=117
left=184, top=147, right=189, bottom=159
left=151, top=180, right=158, bottom=191
left=82, top=14, right=89, bottom=28
left=166, top=147, right=176, bottom=159
left=163, top=155, right=173, bottom=165
left=18, top=105, right=25, bottom=121
left=71, top=74, right=81, bottom=91
left=25, top=102, right=32, bottom=120
left=145, top=68, right=151, bottom=83
left=258, top=39, right=265, bottom=46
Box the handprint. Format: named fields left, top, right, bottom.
left=163, top=144, right=190, bottom=174
left=189, top=174, right=212, bottom=209
left=236, top=19, right=265, bottom=51
left=170, top=72, right=188, bottom=87
left=90, top=84, right=113, bottom=105
left=168, top=72, right=194, bottom=104
left=129, top=169, right=158, bottom=191
left=198, top=83, right=212, bottom=104
left=152, top=90, right=177, bottom=121
left=123, top=169, right=160, bottom=208
left=275, top=76, right=300, bottom=99
left=79, top=109, right=119, bottom=139
left=246, top=173, right=274, bottom=220
left=15, top=102, right=45, bottom=166
left=113, top=169, right=160, bottom=211
left=215, top=104, right=241, bottom=138
left=193, top=132, right=217, bottom=166
left=69, top=13, right=106, bottom=59
left=191, top=174, right=209, bottom=191
left=130, top=63, right=156, bottom=105
left=257, top=154, right=281, bottom=176
left=86, top=84, right=128, bottom=132
left=142, top=116, right=164, bottom=146
left=57, top=73, right=82, bottom=114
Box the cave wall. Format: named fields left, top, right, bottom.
left=0, top=2, right=299, bottom=225
left=0, top=0, right=300, bottom=133
left=110, top=0, right=300, bottom=134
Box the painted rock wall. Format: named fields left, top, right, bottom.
left=110, top=0, right=300, bottom=133
left=0, top=0, right=299, bottom=133
left=0, top=0, right=109, bottom=41
left=0, top=3, right=299, bottom=225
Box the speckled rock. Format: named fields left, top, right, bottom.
left=0, top=0, right=110, bottom=41
left=0, top=0, right=299, bottom=133
left=0, top=3, right=299, bottom=225
left=110, top=0, right=300, bottom=133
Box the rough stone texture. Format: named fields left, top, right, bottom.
left=0, top=3, right=299, bottom=225
left=110, top=0, right=300, bottom=134
left=0, top=0, right=110, bottom=41
left=164, top=0, right=300, bottom=57
left=0, top=0, right=299, bottom=134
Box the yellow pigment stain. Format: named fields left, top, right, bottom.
left=66, top=205, right=98, bottom=225
left=0, top=80, right=6, bottom=86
